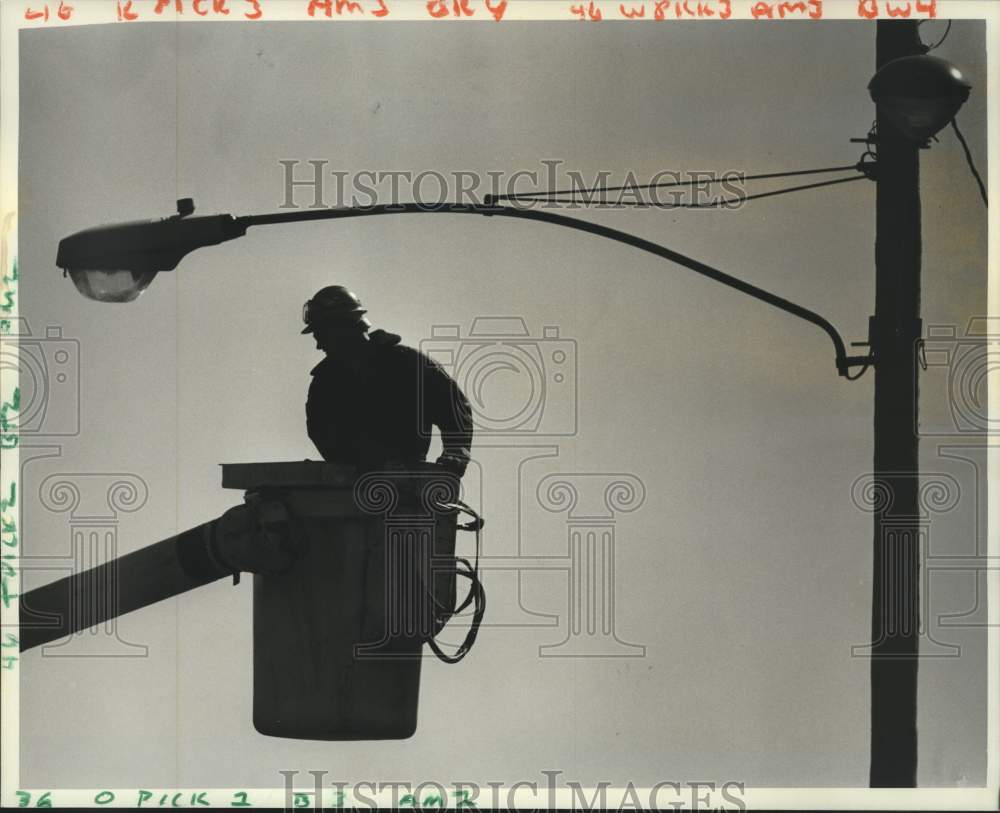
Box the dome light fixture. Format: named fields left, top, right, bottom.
left=868, top=54, right=972, bottom=143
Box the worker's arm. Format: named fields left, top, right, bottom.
left=420, top=354, right=474, bottom=476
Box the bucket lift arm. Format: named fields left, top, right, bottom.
left=17, top=495, right=296, bottom=652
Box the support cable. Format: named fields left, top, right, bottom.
left=497, top=162, right=865, bottom=203
left=518, top=174, right=868, bottom=209
left=951, top=118, right=988, bottom=207
left=918, top=19, right=952, bottom=52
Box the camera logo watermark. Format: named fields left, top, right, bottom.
left=0, top=317, right=80, bottom=438
left=920, top=318, right=1000, bottom=436
left=420, top=318, right=577, bottom=438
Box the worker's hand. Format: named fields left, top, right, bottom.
left=435, top=453, right=469, bottom=478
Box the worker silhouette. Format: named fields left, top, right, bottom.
left=303, top=285, right=473, bottom=477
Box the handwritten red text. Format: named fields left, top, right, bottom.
left=857, top=0, right=936, bottom=18
left=24, top=1, right=73, bottom=21
left=751, top=0, right=821, bottom=18
left=307, top=0, right=390, bottom=15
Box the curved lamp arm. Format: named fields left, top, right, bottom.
left=237, top=202, right=870, bottom=377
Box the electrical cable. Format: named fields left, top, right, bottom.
left=426, top=499, right=485, bottom=664
left=952, top=118, right=988, bottom=207
left=921, top=19, right=952, bottom=52
left=497, top=163, right=863, bottom=202
left=427, top=567, right=485, bottom=664
left=518, top=173, right=868, bottom=209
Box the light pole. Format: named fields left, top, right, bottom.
left=866, top=19, right=971, bottom=788
left=869, top=20, right=926, bottom=790
left=46, top=24, right=975, bottom=783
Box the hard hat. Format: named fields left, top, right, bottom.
left=301, top=285, right=372, bottom=334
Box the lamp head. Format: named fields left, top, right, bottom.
left=57, top=199, right=247, bottom=302
left=868, top=54, right=972, bottom=143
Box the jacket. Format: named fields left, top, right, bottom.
left=306, top=329, right=473, bottom=472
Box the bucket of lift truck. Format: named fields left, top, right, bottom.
left=221, top=461, right=462, bottom=741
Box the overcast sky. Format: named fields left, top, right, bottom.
left=17, top=19, right=988, bottom=789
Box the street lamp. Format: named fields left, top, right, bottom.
left=868, top=54, right=971, bottom=143
left=57, top=198, right=248, bottom=302
left=58, top=196, right=877, bottom=377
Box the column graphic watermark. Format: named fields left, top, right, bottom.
left=24, top=472, right=150, bottom=656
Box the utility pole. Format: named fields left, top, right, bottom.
left=869, top=19, right=924, bottom=788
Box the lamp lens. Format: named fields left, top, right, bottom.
left=881, top=96, right=965, bottom=142
left=67, top=269, right=158, bottom=303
